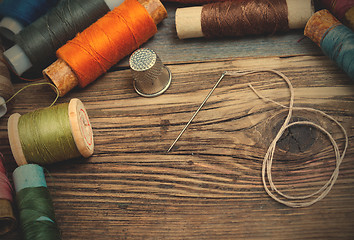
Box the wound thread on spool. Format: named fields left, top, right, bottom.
left=3, top=0, right=124, bottom=76
left=0, top=153, right=16, bottom=236
left=13, top=164, right=61, bottom=240
left=318, top=0, right=354, bottom=30
left=304, top=9, right=354, bottom=80
left=7, top=98, right=94, bottom=166
left=43, top=0, right=168, bottom=97
left=0, top=0, right=58, bottom=38
left=175, top=0, right=314, bottom=39
left=0, top=40, right=14, bottom=118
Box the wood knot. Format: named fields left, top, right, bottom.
left=274, top=116, right=317, bottom=153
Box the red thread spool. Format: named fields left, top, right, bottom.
left=43, top=0, right=167, bottom=96
left=0, top=156, right=12, bottom=203
left=318, top=0, right=354, bottom=30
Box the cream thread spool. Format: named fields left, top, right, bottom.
left=0, top=40, right=14, bottom=118
left=129, top=48, right=172, bottom=97
left=7, top=98, right=94, bottom=166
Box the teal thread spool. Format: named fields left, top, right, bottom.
left=305, top=9, right=354, bottom=80
left=7, top=98, right=94, bottom=166
left=13, top=164, right=61, bottom=240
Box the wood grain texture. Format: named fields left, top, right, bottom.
left=1, top=54, right=353, bottom=239
left=0, top=2, right=354, bottom=239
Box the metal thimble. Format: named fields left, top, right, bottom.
left=129, top=48, right=172, bottom=97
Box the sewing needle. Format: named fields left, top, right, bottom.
left=167, top=72, right=227, bottom=152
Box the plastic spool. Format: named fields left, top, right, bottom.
left=7, top=98, right=94, bottom=166
left=3, top=0, right=124, bottom=76
left=0, top=17, right=24, bottom=40
left=0, top=39, right=14, bottom=118
left=176, top=0, right=315, bottom=39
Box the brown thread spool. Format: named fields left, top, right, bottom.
left=0, top=154, right=16, bottom=236
left=176, top=0, right=314, bottom=39
left=42, top=0, right=167, bottom=97
left=0, top=199, right=16, bottom=235
left=0, top=40, right=14, bottom=118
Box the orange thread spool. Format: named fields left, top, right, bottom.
left=43, top=0, right=167, bottom=96
left=57, top=0, right=157, bottom=88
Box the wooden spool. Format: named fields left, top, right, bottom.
left=7, top=98, right=94, bottom=166
left=304, top=9, right=341, bottom=47
left=175, top=0, right=314, bottom=39
left=43, top=0, right=168, bottom=97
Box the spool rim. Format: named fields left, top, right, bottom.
left=68, top=98, right=94, bottom=158
left=7, top=113, right=28, bottom=166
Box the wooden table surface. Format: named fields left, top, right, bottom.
left=1, top=3, right=354, bottom=240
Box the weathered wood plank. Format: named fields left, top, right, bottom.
left=0, top=55, right=353, bottom=239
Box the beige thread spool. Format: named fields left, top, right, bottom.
left=0, top=40, right=14, bottom=118
left=7, top=98, right=94, bottom=166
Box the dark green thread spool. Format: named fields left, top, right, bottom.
left=13, top=164, right=61, bottom=240
left=3, top=0, right=124, bottom=76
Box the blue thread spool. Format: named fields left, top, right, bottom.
left=305, top=10, right=354, bottom=80
left=322, top=25, right=354, bottom=79
left=0, top=0, right=58, bottom=38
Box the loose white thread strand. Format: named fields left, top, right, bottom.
left=226, top=69, right=348, bottom=207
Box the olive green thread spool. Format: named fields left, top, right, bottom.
left=7, top=98, right=94, bottom=166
